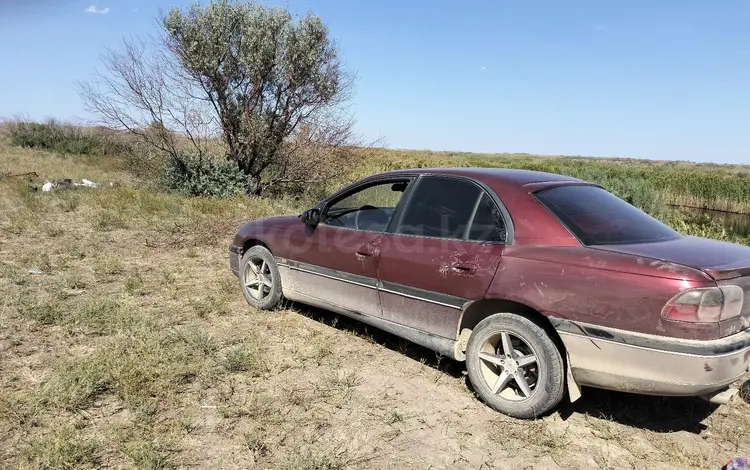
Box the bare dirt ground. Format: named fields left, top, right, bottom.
left=1, top=145, right=749, bottom=469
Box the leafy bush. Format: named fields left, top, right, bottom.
left=5, top=119, right=129, bottom=156
left=163, top=153, right=247, bottom=198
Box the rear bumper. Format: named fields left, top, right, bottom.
left=229, top=244, right=242, bottom=277
left=557, top=321, right=750, bottom=396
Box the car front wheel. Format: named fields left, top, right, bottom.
left=239, top=246, right=282, bottom=310
left=466, top=313, right=565, bottom=419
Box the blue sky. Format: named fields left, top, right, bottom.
left=0, top=0, right=748, bottom=163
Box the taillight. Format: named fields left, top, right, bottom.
left=661, top=286, right=744, bottom=323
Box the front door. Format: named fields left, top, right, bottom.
left=286, top=178, right=413, bottom=317
left=377, top=175, right=508, bottom=339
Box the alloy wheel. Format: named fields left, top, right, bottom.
left=478, top=331, right=539, bottom=401
left=243, top=256, right=274, bottom=301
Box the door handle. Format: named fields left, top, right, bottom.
left=452, top=263, right=477, bottom=273
left=356, top=249, right=374, bottom=258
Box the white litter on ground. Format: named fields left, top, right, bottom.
left=41, top=178, right=102, bottom=192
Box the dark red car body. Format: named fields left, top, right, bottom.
left=230, top=168, right=750, bottom=401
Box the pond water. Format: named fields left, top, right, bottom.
left=675, top=206, right=750, bottom=238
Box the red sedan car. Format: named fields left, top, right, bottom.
left=230, top=168, right=750, bottom=418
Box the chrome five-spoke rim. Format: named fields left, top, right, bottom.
left=244, top=257, right=273, bottom=301
left=478, top=331, right=539, bottom=401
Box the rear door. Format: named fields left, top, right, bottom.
left=377, top=175, right=508, bottom=339
left=286, top=177, right=413, bottom=317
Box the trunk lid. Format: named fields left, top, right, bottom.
left=596, top=235, right=750, bottom=337
left=595, top=235, right=750, bottom=281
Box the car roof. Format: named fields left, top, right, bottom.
left=377, top=167, right=585, bottom=189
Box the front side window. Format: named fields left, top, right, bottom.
left=323, top=180, right=409, bottom=232
left=535, top=185, right=681, bottom=245
left=397, top=176, right=506, bottom=242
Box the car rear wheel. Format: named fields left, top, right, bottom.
left=466, top=313, right=565, bottom=419
left=239, top=246, right=282, bottom=310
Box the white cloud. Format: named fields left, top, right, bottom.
left=480, top=66, right=487, bottom=71
left=132, top=8, right=139, bottom=12
left=85, top=5, right=110, bottom=14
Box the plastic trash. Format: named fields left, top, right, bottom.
left=725, top=458, right=750, bottom=470
left=40, top=178, right=102, bottom=192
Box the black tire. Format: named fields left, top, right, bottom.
left=466, top=313, right=565, bottom=419
left=239, top=245, right=283, bottom=310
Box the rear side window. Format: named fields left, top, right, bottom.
left=468, top=193, right=506, bottom=243
left=397, top=176, right=506, bottom=242
left=535, top=185, right=680, bottom=245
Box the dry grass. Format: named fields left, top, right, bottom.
left=1, top=143, right=749, bottom=469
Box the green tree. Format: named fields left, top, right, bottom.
left=80, top=0, right=355, bottom=195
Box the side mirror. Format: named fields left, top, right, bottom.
left=300, top=208, right=321, bottom=226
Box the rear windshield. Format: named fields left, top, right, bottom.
left=534, top=185, right=681, bottom=245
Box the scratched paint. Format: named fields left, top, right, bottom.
left=490, top=245, right=723, bottom=340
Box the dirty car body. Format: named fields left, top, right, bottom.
left=230, top=168, right=750, bottom=417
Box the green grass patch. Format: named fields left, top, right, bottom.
left=224, top=345, right=265, bottom=374
left=125, top=440, right=176, bottom=470
left=23, top=427, right=101, bottom=470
